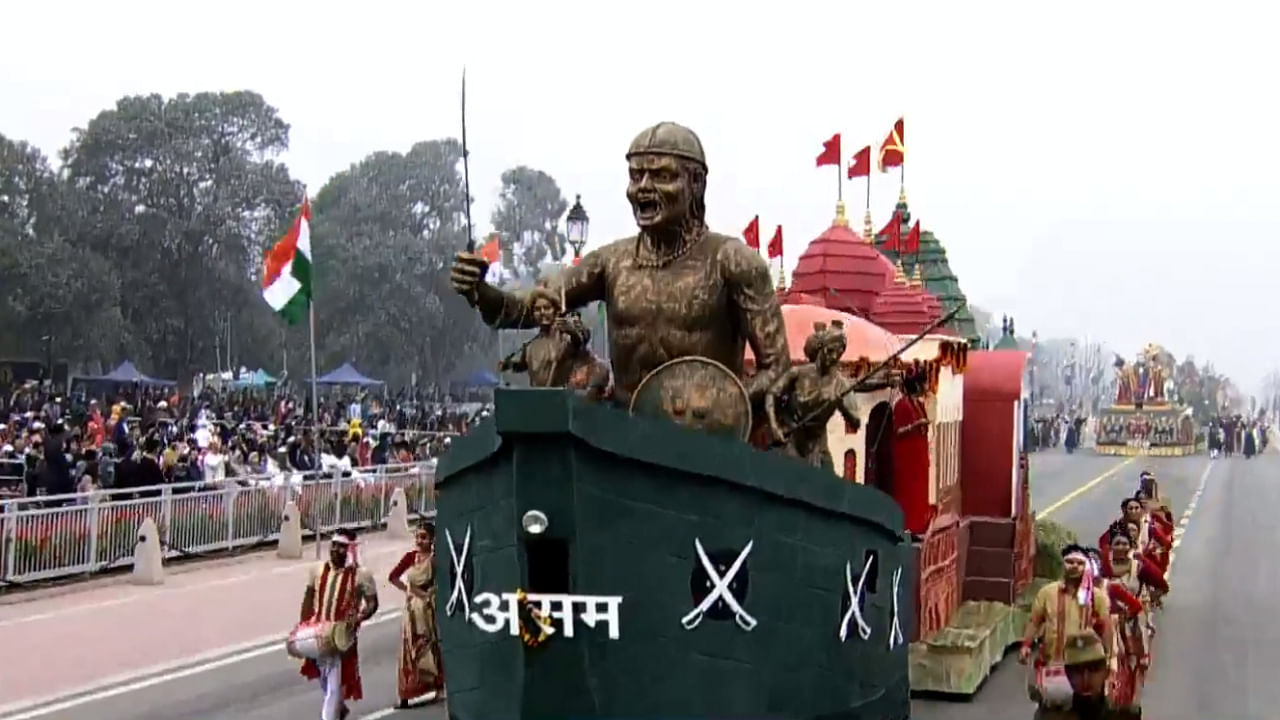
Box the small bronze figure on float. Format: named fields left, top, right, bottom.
left=764, top=320, right=897, bottom=470
left=496, top=287, right=566, bottom=387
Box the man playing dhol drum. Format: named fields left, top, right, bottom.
left=299, top=528, right=379, bottom=720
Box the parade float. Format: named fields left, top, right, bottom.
left=1096, top=343, right=1199, bottom=456
left=433, top=112, right=1036, bottom=717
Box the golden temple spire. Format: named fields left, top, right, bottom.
left=862, top=208, right=874, bottom=243
left=898, top=187, right=908, bottom=205
left=893, top=260, right=908, bottom=285
left=910, top=265, right=924, bottom=288
left=834, top=200, right=850, bottom=228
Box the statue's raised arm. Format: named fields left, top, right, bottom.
left=450, top=249, right=608, bottom=329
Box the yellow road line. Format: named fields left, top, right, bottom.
left=1038, top=457, right=1138, bottom=518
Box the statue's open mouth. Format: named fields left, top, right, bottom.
left=635, top=198, right=661, bottom=220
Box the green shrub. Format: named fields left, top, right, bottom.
left=1034, top=518, right=1080, bottom=579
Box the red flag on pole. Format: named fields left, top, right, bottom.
left=815, top=133, right=841, bottom=167
left=767, top=225, right=783, bottom=259
left=478, top=233, right=502, bottom=264
left=878, top=212, right=901, bottom=252
left=743, top=215, right=760, bottom=250
left=904, top=220, right=921, bottom=254
left=846, top=145, right=872, bottom=179
left=878, top=118, right=905, bottom=172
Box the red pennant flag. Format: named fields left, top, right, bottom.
left=846, top=145, right=872, bottom=179
left=878, top=117, right=905, bottom=172
left=878, top=212, right=901, bottom=252
left=479, top=233, right=502, bottom=264
left=904, top=220, right=921, bottom=254
left=815, top=133, right=841, bottom=168
left=767, top=225, right=784, bottom=259
left=743, top=215, right=760, bottom=250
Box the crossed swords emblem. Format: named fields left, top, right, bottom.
left=839, top=556, right=875, bottom=642
left=681, top=538, right=757, bottom=632
left=445, top=525, right=472, bottom=621
left=888, top=566, right=905, bottom=649
left=838, top=555, right=907, bottom=649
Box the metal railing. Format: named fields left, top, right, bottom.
left=0, top=462, right=436, bottom=585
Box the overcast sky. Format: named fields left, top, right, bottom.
left=4, top=1, right=1276, bottom=389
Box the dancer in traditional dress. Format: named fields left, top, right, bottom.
left=300, top=529, right=379, bottom=720
left=1020, top=544, right=1112, bottom=716
left=1086, top=546, right=1142, bottom=619
left=389, top=522, right=445, bottom=706
left=1096, top=529, right=1150, bottom=718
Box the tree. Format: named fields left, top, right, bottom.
left=59, top=91, right=301, bottom=378
left=490, top=166, right=569, bottom=278
left=0, top=134, right=127, bottom=362
left=309, top=140, right=492, bottom=386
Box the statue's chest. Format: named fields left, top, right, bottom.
left=793, top=373, right=837, bottom=406
left=608, top=261, right=724, bottom=329
left=525, top=335, right=564, bottom=381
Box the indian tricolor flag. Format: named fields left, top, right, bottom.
left=262, top=199, right=313, bottom=325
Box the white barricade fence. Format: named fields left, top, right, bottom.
left=0, top=462, right=436, bottom=584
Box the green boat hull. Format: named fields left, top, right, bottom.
left=435, top=388, right=913, bottom=719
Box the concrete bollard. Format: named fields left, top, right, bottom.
left=130, top=517, right=164, bottom=586
left=278, top=501, right=304, bottom=559
left=386, top=487, right=411, bottom=539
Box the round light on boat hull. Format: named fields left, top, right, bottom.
left=522, top=510, right=549, bottom=535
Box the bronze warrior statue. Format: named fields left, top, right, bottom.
left=451, top=122, right=790, bottom=407
left=496, top=287, right=567, bottom=388
left=764, top=321, right=896, bottom=470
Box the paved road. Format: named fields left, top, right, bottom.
left=21, top=616, right=439, bottom=720
left=2, top=450, right=1244, bottom=720
left=913, top=451, right=1260, bottom=720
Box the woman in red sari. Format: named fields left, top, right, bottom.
left=1100, top=526, right=1150, bottom=718
left=388, top=522, right=444, bottom=706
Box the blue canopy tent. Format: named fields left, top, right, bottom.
left=97, top=360, right=176, bottom=386
left=315, top=363, right=384, bottom=386
left=463, top=370, right=501, bottom=388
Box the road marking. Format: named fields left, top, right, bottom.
left=357, top=691, right=441, bottom=719
left=0, top=544, right=407, bottom=629
left=1038, top=457, right=1137, bottom=518
left=0, top=610, right=404, bottom=720
left=1167, top=460, right=1213, bottom=583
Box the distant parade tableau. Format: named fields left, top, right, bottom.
left=1096, top=344, right=1201, bottom=456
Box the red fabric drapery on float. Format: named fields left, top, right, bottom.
left=892, top=395, right=931, bottom=534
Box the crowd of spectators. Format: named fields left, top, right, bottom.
left=0, top=380, right=490, bottom=500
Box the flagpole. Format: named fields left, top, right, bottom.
left=865, top=170, right=871, bottom=212
left=837, top=162, right=843, bottom=203
left=300, top=185, right=322, bottom=561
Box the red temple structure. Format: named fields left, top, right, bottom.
left=768, top=196, right=1034, bottom=697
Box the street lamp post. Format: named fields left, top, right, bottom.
left=565, top=194, right=590, bottom=261
left=563, top=194, right=603, bottom=356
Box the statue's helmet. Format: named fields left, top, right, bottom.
left=626, top=122, right=707, bottom=172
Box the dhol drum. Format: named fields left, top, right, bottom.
left=1028, top=663, right=1074, bottom=709
left=286, top=620, right=354, bottom=659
